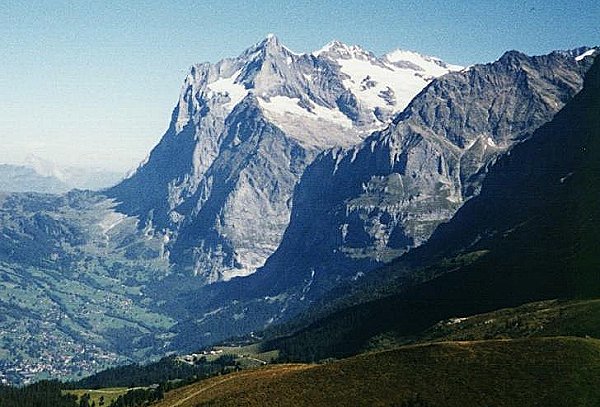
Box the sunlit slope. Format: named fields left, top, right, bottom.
left=154, top=337, right=600, bottom=407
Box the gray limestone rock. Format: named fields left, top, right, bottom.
left=250, top=49, right=594, bottom=313
left=108, top=35, right=456, bottom=283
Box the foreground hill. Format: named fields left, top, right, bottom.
left=153, top=337, right=600, bottom=407
left=10, top=296, right=596, bottom=407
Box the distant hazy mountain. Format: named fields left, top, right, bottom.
left=25, top=155, right=124, bottom=191
left=108, top=34, right=461, bottom=283
left=0, top=156, right=123, bottom=193
left=0, top=164, right=70, bottom=193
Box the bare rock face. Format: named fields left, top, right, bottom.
left=262, top=50, right=591, bottom=279
left=163, top=50, right=595, bottom=350
left=108, top=35, right=458, bottom=283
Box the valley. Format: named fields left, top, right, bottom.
left=0, top=192, right=177, bottom=383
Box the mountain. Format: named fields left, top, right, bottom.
left=399, top=46, right=600, bottom=300
left=263, top=54, right=600, bottom=361
left=171, top=48, right=595, bottom=346
left=108, top=35, right=461, bottom=283
left=0, top=40, right=596, bottom=385
left=256, top=48, right=593, bottom=295
left=0, top=164, right=70, bottom=193
left=25, top=155, right=124, bottom=191
left=0, top=36, right=460, bottom=384
left=0, top=156, right=123, bottom=194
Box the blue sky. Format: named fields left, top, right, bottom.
left=1, top=0, right=598, bottom=172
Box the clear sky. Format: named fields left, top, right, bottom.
left=1, top=0, right=598, bottom=172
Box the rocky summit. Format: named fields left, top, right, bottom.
left=174, top=48, right=595, bottom=342
left=108, top=35, right=460, bottom=283
left=257, top=49, right=592, bottom=289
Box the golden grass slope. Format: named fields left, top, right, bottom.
left=153, top=336, right=600, bottom=407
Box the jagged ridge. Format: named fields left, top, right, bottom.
left=108, top=35, right=458, bottom=282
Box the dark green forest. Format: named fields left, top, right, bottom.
left=0, top=381, right=77, bottom=407
left=0, top=354, right=241, bottom=407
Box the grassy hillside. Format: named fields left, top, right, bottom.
left=423, top=299, right=600, bottom=341
left=366, top=298, right=600, bottom=350
left=152, top=337, right=600, bottom=407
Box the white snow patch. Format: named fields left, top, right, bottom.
left=330, top=49, right=461, bottom=115
left=259, top=96, right=352, bottom=128
left=313, top=40, right=371, bottom=60
left=313, top=40, right=342, bottom=56
left=258, top=96, right=365, bottom=149
left=385, top=49, right=463, bottom=74
left=207, top=70, right=248, bottom=111
left=337, top=57, right=428, bottom=112
left=283, top=45, right=303, bottom=56
left=575, top=49, right=596, bottom=61
left=300, top=269, right=315, bottom=301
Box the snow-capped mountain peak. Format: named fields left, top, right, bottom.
left=243, top=33, right=283, bottom=57
left=111, top=35, right=464, bottom=283
left=312, top=39, right=342, bottom=56
left=172, top=36, right=463, bottom=143
left=241, top=34, right=304, bottom=62
left=317, top=44, right=463, bottom=123
left=313, top=40, right=373, bottom=60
